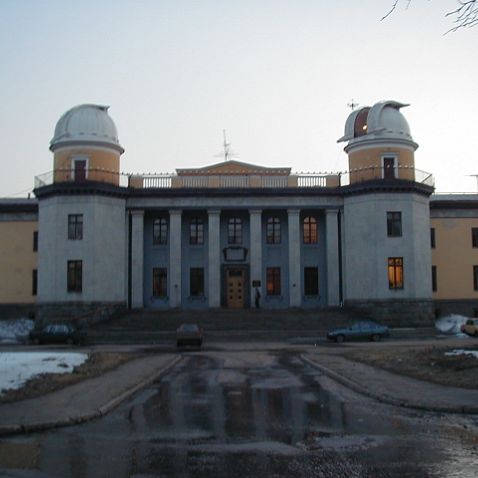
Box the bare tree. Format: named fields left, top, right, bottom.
left=382, top=1, right=478, bottom=32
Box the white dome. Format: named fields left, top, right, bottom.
left=50, top=104, right=124, bottom=153
left=338, top=100, right=414, bottom=144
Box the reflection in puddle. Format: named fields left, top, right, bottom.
left=1, top=354, right=476, bottom=478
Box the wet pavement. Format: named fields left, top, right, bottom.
left=1, top=349, right=478, bottom=477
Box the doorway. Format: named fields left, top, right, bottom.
left=383, top=157, right=396, bottom=180
left=226, top=269, right=245, bottom=309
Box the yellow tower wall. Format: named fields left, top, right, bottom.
left=53, top=147, right=121, bottom=185
left=0, top=221, right=38, bottom=304
left=348, top=146, right=415, bottom=183
left=431, top=217, right=478, bottom=300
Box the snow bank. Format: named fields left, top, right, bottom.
left=0, top=352, right=88, bottom=396
left=0, top=318, right=35, bottom=344
left=435, top=315, right=468, bottom=336
left=445, top=349, right=478, bottom=359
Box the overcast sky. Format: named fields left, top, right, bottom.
left=1, top=0, right=477, bottom=196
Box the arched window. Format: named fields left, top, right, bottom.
left=153, top=218, right=168, bottom=245
left=266, top=217, right=281, bottom=244
left=190, top=217, right=204, bottom=245
left=303, top=216, right=318, bottom=244
left=228, top=217, right=243, bottom=244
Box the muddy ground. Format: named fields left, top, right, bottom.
left=1, top=342, right=478, bottom=404
left=345, top=343, right=478, bottom=389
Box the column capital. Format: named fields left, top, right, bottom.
left=249, top=209, right=262, bottom=215
left=287, top=209, right=301, bottom=216
left=325, top=208, right=340, bottom=215
left=207, top=209, right=221, bottom=215
left=169, top=209, right=183, bottom=216
left=130, top=209, right=144, bottom=217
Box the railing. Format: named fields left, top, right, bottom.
left=34, top=166, right=434, bottom=190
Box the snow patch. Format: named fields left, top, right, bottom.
left=0, top=352, right=88, bottom=396
left=0, top=318, right=35, bottom=344
left=445, top=349, right=478, bottom=359
left=435, top=315, right=468, bottom=336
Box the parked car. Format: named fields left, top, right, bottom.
left=29, top=323, right=87, bottom=345
left=176, top=324, right=203, bottom=348
left=460, top=318, right=478, bottom=337
left=326, top=321, right=390, bottom=343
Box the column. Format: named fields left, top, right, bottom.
left=288, top=209, right=301, bottom=307
left=249, top=209, right=262, bottom=308
left=208, top=209, right=221, bottom=308
left=326, top=209, right=340, bottom=306
left=130, top=210, right=144, bottom=308
left=169, top=209, right=182, bottom=308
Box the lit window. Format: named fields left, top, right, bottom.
left=228, top=217, right=243, bottom=244
left=388, top=257, right=404, bottom=290
left=303, top=216, right=318, bottom=244
left=68, top=214, right=83, bottom=240
left=153, top=268, right=167, bottom=297
left=190, top=218, right=204, bottom=245
left=153, top=218, right=168, bottom=245
left=304, top=267, right=319, bottom=296
left=387, top=212, right=402, bottom=237
left=190, top=268, right=204, bottom=296
left=67, top=260, right=82, bottom=292
left=266, top=267, right=281, bottom=296
left=266, top=217, right=281, bottom=244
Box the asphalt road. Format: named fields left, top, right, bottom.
left=1, top=348, right=477, bottom=477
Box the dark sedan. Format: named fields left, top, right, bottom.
left=326, top=321, right=390, bottom=343
left=176, top=324, right=203, bottom=348
left=29, top=323, right=87, bottom=346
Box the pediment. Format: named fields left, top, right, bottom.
left=176, top=160, right=290, bottom=176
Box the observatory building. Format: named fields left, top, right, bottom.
left=1, top=101, right=477, bottom=322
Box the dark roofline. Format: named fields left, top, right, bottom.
left=0, top=198, right=38, bottom=213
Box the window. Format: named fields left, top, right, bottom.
left=304, top=267, right=319, bottom=296
left=303, top=216, right=318, bottom=244
left=152, top=268, right=167, bottom=297
left=388, top=257, right=404, bottom=290
left=67, top=260, right=82, bottom=292
left=432, top=266, right=437, bottom=292
left=153, top=218, right=168, bottom=245
left=33, top=231, right=38, bottom=252
left=266, top=217, right=281, bottom=244
left=266, top=267, right=281, bottom=296
left=387, top=212, right=402, bottom=237
left=68, top=214, right=83, bottom=240
left=472, top=228, right=478, bottom=248
left=190, top=268, right=204, bottom=297
left=228, top=217, right=242, bottom=244
left=190, top=217, right=204, bottom=245
left=32, top=269, right=37, bottom=296
left=474, top=266, right=478, bottom=292
left=431, top=228, right=436, bottom=248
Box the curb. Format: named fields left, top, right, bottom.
left=300, top=354, right=478, bottom=415
left=0, top=355, right=183, bottom=437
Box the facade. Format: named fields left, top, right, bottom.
left=1, top=101, right=477, bottom=321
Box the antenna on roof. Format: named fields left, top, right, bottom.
left=348, top=99, right=359, bottom=111
left=215, top=129, right=238, bottom=161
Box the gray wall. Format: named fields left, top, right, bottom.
left=38, top=195, right=127, bottom=304
left=342, top=192, right=432, bottom=302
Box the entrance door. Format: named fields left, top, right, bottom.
left=74, top=160, right=87, bottom=183
left=383, top=157, right=396, bottom=180
left=227, top=269, right=245, bottom=309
